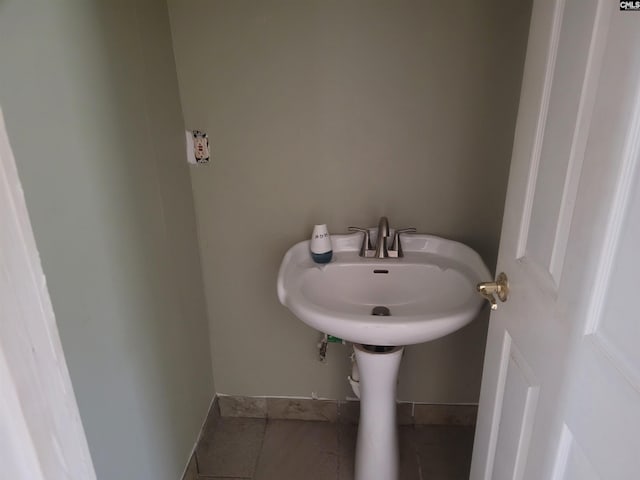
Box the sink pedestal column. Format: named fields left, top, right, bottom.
left=354, top=344, right=404, bottom=480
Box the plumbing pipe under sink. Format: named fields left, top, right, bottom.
left=348, top=352, right=360, bottom=399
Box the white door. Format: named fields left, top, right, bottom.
left=471, top=1, right=640, bottom=479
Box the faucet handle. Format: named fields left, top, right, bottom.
left=390, top=227, right=416, bottom=257
left=348, top=227, right=373, bottom=257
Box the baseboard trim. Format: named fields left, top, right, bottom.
left=215, top=394, right=478, bottom=426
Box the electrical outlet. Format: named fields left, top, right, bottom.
left=185, top=130, right=210, bottom=164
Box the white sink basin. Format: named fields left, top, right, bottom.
left=277, top=232, right=490, bottom=346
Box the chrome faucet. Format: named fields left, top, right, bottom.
left=349, top=217, right=415, bottom=258
left=375, top=216, right=390, bottom=258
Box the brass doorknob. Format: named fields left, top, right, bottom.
left=477, top=272, right=509, bottom=310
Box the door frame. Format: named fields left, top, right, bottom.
left=0, top=107, right=97, bottom=480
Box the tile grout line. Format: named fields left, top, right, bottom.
left=336, top=401, right=342, bottom=479
left=336, top=419, right=342, bottom=479
left=248, top=417, right=269, bottom=480
left=416, top=450, right=424, bottom=480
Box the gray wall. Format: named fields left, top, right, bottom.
left=168, top=0, right=531, bottom=403
left=0, top=1, right=214, bottom=479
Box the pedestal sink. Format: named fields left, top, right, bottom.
left=277, top=231, right=490, bottom=480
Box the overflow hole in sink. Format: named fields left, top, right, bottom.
left=373, top=269, right=389, bottom=274
left=371, top=306, right=391, bottom=316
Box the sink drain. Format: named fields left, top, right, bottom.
left=365, top=307, right=394, bottom=351
left=371, top=306, right=391, bottom=316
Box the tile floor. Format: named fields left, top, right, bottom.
left=185, top=416, right=475, bottom=480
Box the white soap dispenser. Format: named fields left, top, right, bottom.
left=310, top=224, right=333, bottom=264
